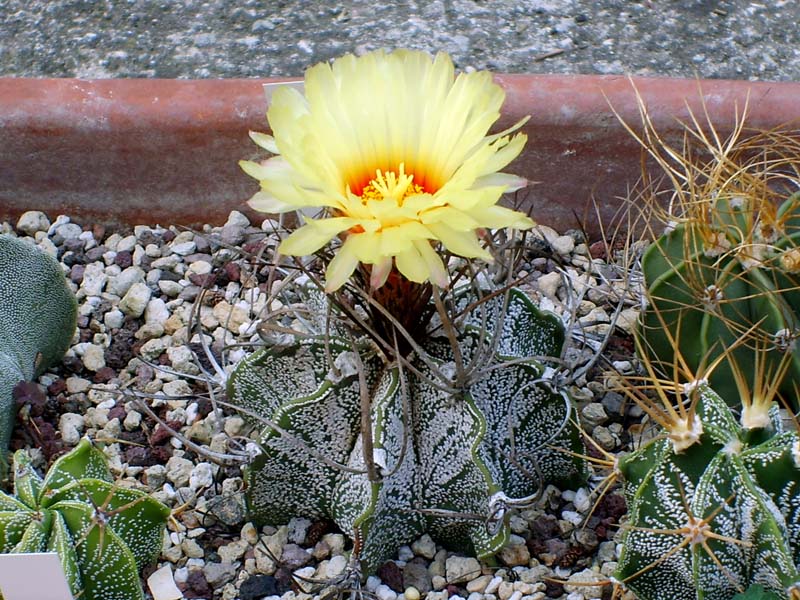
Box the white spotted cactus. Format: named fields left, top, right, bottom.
left=0, top=234, right=77, bottom=458
left=0, top=438, right=170, bottom=600
left=615, top=383, right=800, bottom=600
left=228, top=286, right=587, bottom=573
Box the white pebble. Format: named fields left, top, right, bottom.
left=189, top=462, right=214, bottom=491
left=59, top=413, right=85, bottom=445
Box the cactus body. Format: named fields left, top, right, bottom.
left=0, top=234, right=77, bottom=455
left=0, top=439, right=170, bottom=600
left=615, top=385, right=800, bottom=600
left=641, top=193, right=800, bottom=406
left=228, top=287, right=586, bottom=573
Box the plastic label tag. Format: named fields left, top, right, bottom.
left=0, top=552, right=72, bottom=600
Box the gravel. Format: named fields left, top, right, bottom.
left=3, top=1, right=799, bottom=81
left=2, top=209, right=646, bottom=600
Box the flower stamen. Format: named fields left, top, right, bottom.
left=360, top=164, right=425, bottom=205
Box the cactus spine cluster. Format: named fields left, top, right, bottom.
left=641, top=191, right=800, bottom=406
left=614, top=379, right=800, bottom=600
left=0, top=438, right=170, bottom=600
left=227, top=285, right=587, bottom=573
left=0, top=234, right=77, bottom=457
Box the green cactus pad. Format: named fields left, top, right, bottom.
left=0, top=439, right=170, bottom=600
left=616, top=385, right=800, bottom=600
left=229, top=286, right=586, bottom=573
left=0, top=234, right=77, bottom=459
left=640, top=193, right=800, bottom=406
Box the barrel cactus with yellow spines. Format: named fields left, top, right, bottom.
left=641, top=190, right=800, bottom=405
left=629, top=110, right=800, bottom=406
left=612, top=340, right=800, bottom=600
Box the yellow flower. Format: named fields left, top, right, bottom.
left=241, top=49, right=534, bottom=292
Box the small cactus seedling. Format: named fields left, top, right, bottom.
left=0, top=234, right=77, bottom=459
left=227, top=284, right=587, bottom=573
left=618, top=98, right=800, bottom=406
left=0, top=438, right=170, bottom=600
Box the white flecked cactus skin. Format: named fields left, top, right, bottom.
left=0, top=234, right=77, bottom=461
left=229, top=285, right=587, bottom=574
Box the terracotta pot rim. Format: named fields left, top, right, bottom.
left=1, top=74, right=798, bottom=236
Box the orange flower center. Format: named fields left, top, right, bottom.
left=350, top=163, right=432, bottom=200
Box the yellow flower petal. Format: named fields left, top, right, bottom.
left=242, top=48, right=531, bottom=289
left=426, top=223, right=493, bottom=261
left=473, top=173, right=528, bottom=192
left=415, top=240, right=448, bottom=288
left=395, top=246, right=430, bottom=283
left=370, top=256, right=393, bottom=289
left=246, top=191, right=298, bottom=214
left=379, top=222, right=432, bottom=256
left=420, top=206, right=480, bottom=231
left=279, top=217, right=359, bottom=256
left=465, top=206, right=535, bottom=229
left=248, top=131, right=279, bottom=154
left=324, top=236, right=360, bottom=292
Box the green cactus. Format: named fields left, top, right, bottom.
left=641, top=191, right=800, bottom=406
left=227, top=285, right=587, bottom=573
left=614, top=383, right=800, bottom=600
left=0, top=234, right=77, bottom=458
left=732, top=585, right=787, bottom=600
left=0, top=438, right=170, bottom=600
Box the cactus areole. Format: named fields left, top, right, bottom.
left=0, top=234, right=77, bottom=462
left=616, top=384, right=800, bottom=600
left=228, top=286, right=587, bottom=573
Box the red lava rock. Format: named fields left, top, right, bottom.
left=223, top=261, right=241, bottom=283
left=13, top=381, right=47, bottom=416
left=107, top=404, right=127, bottom=421
left=125, top=445, right=155, bottom=467
left=93, top=366, right=116, bottom=383
left=184, top=569, right=212, bottom=599
left=69, top=264, right=85, bottom=284
left=151, top=420, right=183, bottom=445
left=114, top=250, right=133, bottom=268
left=149, top=445, right=172, bottom=464
left=589, top=240, right=607, bottom=259
left=47, top=379, right=67, bottom=396
left=242, top=240, right=266, bottom=255
left=188, top=272, right=217, bottom=287
left=377, top=561, right=404, bottom=593
left=106, top=323, right=137, bottom=369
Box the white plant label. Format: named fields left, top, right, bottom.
left=0, top=552, right=72, bottom=600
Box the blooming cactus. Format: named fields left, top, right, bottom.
left=240, top=49, right=534, bottom=291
